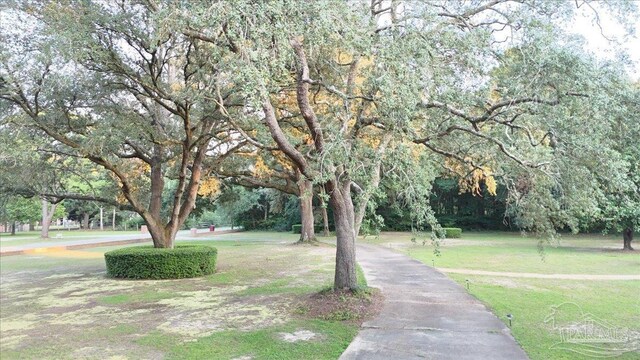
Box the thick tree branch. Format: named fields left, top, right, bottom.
left=290, top=38, right=325, bottom=153
left=40, top=193, right=134, bottom=211
left=262, top=98, right=311, bottom=178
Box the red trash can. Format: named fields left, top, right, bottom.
left=209, top=225, right=215, bottom=232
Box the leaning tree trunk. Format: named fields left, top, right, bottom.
left=319, top=185, right=330, bottom=237
left=330, top=180, right=358, bottom=290
left=82, top=213, right=90, bottom=230
left=40, top=198, right=58, bottom=239
left=298, top=179, right=316, bottom=243
left=321, top=205, right=330, bottom=237
left=354, top=134, right=391, bottom=236
left=623, top=227, right=634, bottom=250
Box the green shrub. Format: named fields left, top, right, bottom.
left=444, top=227, right=462, bottom=238
left=104, top=245, right=217, bottom=279
left=292, top=224, right=302, bottom=234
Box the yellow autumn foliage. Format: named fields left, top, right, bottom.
left=198, top=176, right=221, bottom=198
left=273, top=152, right=294, bottom=172
left=361, top=134, right=381, bottom=148
left=444, top=158, right=497, bottom=197
left=110, top=159, right=150, bottom=204
left=271, top=49, right=376, bottom=144
left=252, top=157, right=273, bottom=178
left=458, top=167, right=497, bottom=196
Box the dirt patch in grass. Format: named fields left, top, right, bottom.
left=297, top=287, right=384, bottom=325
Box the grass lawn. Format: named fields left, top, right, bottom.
left=0, top=232, right=370, bottom=360
left=363, top=231, right=640, bottom=360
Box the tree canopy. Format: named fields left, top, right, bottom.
left=1, top=0, right=638, bottom=288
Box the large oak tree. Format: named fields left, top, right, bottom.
left=2, top=1, right=636, bottom=288
left=0, top=1, right=242, bottom=248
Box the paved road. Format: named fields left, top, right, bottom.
left=0, top=227, right=236, bottom=255
left=340, top=243, right=528, bottom=360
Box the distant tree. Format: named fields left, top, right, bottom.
left=0, top=130, right=71, bottom=237
left=39, top=199, right=66, bottom=238
left=4, top=197, right=39, bottom=234
left=3, top=197, right=63, bottom=236
left=65, top=199, right=100, bottom=230
left=599, top=83, right=639, bottom=250
left=215, top=149, right=318, bottom=241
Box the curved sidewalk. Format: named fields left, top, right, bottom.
left=340, top=244, right=528, bottom=359
left=0, top=228, right=241, bottom=256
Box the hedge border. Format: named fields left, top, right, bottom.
left=443, top=227, right=462, bottom=238
left=104, top=245, right=217, bottom=279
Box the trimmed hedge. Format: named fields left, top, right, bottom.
left=104, top=245, right=217, bottom=279
left=292, top=224, right=302, bottom=234
left=444, top=228, right=462, bottom=238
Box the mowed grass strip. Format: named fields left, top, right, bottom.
left=376, top=231, right=640, bottom=275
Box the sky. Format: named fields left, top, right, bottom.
left=373, top=1, right=640, bottom=80
left=570, top=4, right=640, bottom=80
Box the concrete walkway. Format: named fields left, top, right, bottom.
left=0, top=227, right=240, bottom=256
left=341, top=243, right=528, bottom=360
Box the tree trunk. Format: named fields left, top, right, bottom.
left=40, top=198, right=58, bottom=239
left=321, top=205, right=330, bottom=237
left=354, top=134, right=391, bottom=236
left=298, top=179, right=316, bottom=242
left=112, top=207, right=116, bottom=231
left=354, top=198, right=367, bottom=238
left=623, top=227, right=634, bottom=250
left=11, top=221, right=16, bottom=235
left=144, top=216, right=175, bottom=249
left=82, top=213, right=89, bottom=230
left=330, top=180, right=358, bottom=290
